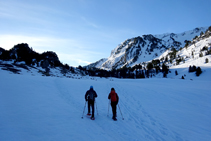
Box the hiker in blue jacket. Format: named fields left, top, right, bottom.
left=85, top=86, right=98, bottom=120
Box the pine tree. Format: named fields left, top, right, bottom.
left=192, top=51, right=194, bottom=58
left=199, top=52, right=203, bottom=57
left=196, top=67, right=202, bottom=76
left=200, top=31, right=204, bottom=36
left=205, top=58, right=209, bottom=63
left=147, top=62, right=153, bottom=70
left=209, top=26, right=211, bottom=32
left=175, top=70, right=178, bottom=75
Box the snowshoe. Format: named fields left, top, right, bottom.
left=87, top=113, right=91, bottom=116
left=112, top=117, right=117, bottom=121
left=90, top=117, right=95, bottom=120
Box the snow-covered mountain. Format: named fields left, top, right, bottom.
left=87, top=27, right=209, bottom=70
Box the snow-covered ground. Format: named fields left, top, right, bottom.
left=0, top=67, right=211, bottom=141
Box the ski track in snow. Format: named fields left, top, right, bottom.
left=110, top=81, right=183, bottom=141
left=0, top=71, right=211, bottom=141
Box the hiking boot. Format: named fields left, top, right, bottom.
left=112, top=117, right=117, bottom=121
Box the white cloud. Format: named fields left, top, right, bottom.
left=58, top=53, right=92, bottom=67
left=0, top=35, right=68, bottom=50
left=81, top=16, right=100, bottom=28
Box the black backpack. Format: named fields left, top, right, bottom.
left=89, top=90, right=95, bottom=101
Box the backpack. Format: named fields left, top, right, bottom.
left=89, top=90, right=95, bottom=101
left=110, top=92, right=117, bottom=102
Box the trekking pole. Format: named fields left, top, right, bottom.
left=95, top=101, right=99, bottom=115
left=107, top=100, right=110, bottom=116
left=118, top=104, right=124, bottom=120
left=81, top=101, right=87, bottom=119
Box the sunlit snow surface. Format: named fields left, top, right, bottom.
left=0, top=67, right=211, bottom=141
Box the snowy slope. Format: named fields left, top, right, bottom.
left=155, top=29, right=211, bottom=80
left=0, top=60, right=84, bottom=79
left=155, top=27, right=208, bottom=48
left=0, top=69, right=211, bottom=141
left=86, top=58, right=108, bottom=69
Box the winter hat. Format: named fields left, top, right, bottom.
left=111, top=88, right=115, bottom=91
left=90, top=86, right=93, bottom=89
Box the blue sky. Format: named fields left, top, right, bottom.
left=0, top=0, right=210, bottom=67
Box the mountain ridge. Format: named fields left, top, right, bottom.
left=87, top=27, right=209, bottom=70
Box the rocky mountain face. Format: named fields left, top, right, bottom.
left=87, top=27, right=208, bottom=70
left=0, top=43, right=61, bottom=68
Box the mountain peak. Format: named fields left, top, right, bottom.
left=87, top=26, right=210, bottom=70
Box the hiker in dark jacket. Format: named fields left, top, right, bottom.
left=85, top=86, right=97, bottom=119
left=108, top=87, right=119, bottom=120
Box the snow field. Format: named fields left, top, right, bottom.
left=0, top=70, right=211, bottom=141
